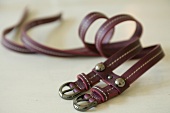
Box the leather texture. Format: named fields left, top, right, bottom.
left=1, top=8, right=165, bottom=111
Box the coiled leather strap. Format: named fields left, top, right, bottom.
left=71, top=15, right=164, bottom=111
left=1, top=9, right=165, bottom=112
left=2, top=9, right=147, bottom=58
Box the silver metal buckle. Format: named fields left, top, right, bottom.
left=59, top=82, right=82, bottom=100
left=73, top=94, right=98, bottom=111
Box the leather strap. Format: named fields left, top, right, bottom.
left=82, top=45, right=164, bottom=104
left=72, top=16, right=165, bottom=111
left=1, top=9, right=165, bottom=111
left=1, top=9, right=34, bottom=53
left=2, top=9, right=147, bottom=58
left=59, top=14, right=146, bottom=99
left=21, top=12, right=147, bottom=58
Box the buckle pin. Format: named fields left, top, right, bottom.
left=73, top=94, right=98, bottom=111
left=59, top=82, right=82, bottom=100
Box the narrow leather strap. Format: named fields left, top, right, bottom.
left=95, top=14, right=142, bottom=57
left=21, top=12, right=101, bottom=56
left=123, top=45, right=164, bottom=84
left=59, top=14, right=145, bottom=101
left=1, top=9, right=149, bottom=59
left=21, top=12, right=114, bottom=57
left=21, top=12, right=146, bottom=58
left=78, top=12, right=114, bottom=55
left=1, top=9, right=34, bottom=53
left=1, top=9, right=165, bottom=112
left=84, top=45, right=164, bottom=104
left=73, top=47, right=164, bottom=110
left=1, top=9, right=147, bottom=58
left=72, top=16, right=165, bottom=111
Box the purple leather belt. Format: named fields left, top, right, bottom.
left=1, top=9, right=165, bottom=111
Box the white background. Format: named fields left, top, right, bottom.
left=0, top=0, right=170, bottom=113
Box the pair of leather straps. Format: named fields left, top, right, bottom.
left=1, top=9, right=145, bottom=57
left=1, top=9, right=164, bottom=111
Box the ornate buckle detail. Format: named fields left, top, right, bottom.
left=73, top=94, right=98, bottom=111
left=59, top=82, right=82, bottom=100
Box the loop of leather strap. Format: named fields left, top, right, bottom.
left=1, top=9, right=165, bottom=110
left=1, top=9, right=145, bottom=58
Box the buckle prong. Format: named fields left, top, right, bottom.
left=73, top=94, right=98, bottom=111
left=59, top=82, right=81, bottom=100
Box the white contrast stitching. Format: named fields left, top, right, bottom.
left=98, top=16, right=130, bottom=39
left=22, top=37, right=73, bottom=56
left=2, top=40, right=30, bottom=52
left=106, top=87, right=114, bottom=95
left=80, top=14, right=99, bottom=35
left=75, top=83, right=82, bottom=90
left=89, top=74, right=97, bottom=80
left=107, top=44, right=140, bottom=67
left=93, top=86, right=108, bottom=101
left=125, top=51, right=162, bottom=80
left=89, top=74, right=98, bottom=83
left=81, top=73, right=91, bottom=88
